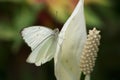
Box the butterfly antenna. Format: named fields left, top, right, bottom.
left=54, top=10, right=58, bottom=29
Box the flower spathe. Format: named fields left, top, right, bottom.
left=55, top=0, right=87, bottom=80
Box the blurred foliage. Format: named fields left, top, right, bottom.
left=0, top=0, right=120, bottom=80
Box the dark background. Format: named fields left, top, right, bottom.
left=0, top=0, right=120, bottom=80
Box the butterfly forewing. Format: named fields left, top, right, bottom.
left=22, top=26, right=55, bottom=50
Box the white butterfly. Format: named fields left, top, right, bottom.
left=22, top=26, right=59, bottom=66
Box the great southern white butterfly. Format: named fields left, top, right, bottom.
left=21, top=26, right=59, bottom=66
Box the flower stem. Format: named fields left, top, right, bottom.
left=80, top=72, right=85, bottom=80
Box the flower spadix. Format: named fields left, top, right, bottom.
left=80, top=28, right=100, bottom=75
left=80, top=28, right=101, bottom=80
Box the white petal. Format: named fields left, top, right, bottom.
left=55, top=0, right=87, bottom=80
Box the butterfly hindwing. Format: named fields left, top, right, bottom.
left=35, top=35, right=57, bottom=66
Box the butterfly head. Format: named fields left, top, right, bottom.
left=54, top=28, right=59, bottom=34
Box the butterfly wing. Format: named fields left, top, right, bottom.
left=21, top=26, right=59, bottom=66
left=34, top=35, right=58, bottom=66
left=22, top=26, right=54, bottom=50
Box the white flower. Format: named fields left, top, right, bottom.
left=55, top=0, right=87, bottom=80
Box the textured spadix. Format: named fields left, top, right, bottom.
left=80, top=28, right=101, bottom=75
